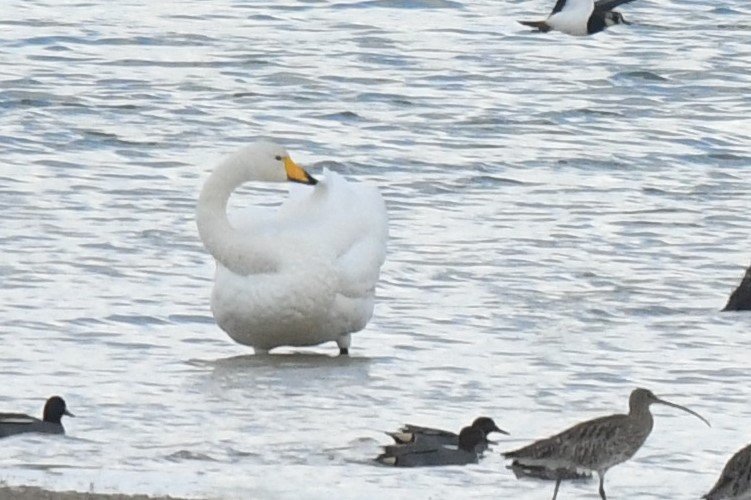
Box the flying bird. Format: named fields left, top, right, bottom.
left=519, top=0, right=637, bottom=36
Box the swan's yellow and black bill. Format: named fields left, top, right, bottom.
left=284, top=156, right=318, bottom=185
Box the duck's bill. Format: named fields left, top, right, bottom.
left=64, top=409, right=75, bottom=417
left=493, top=425, right=510, bottom=436
left=284, top=156, right=318, bottom=185
left=621, top=19, right=632, bottom=25
left=656, top=398, right=710, bottom=427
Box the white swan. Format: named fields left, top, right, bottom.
left=196, top=141, right=387, bottom=355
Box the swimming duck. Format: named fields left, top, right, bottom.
left=196, top=141, right=388, bottom=355
left=0, top=396, right=74, bottom=438
left=519, top=0, right=636, bottom=36
left=376, top=426, right=486, bottom=467
left=388, top=416, right=508, bottom=451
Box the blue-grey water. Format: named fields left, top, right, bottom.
left=1, top=0, right=750, bottom=498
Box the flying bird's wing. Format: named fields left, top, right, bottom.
left=551, top=0, right=594, bottom=15
left=594, top=0, right=637, bottom=11
left=550, top=0, right=569, bottom=15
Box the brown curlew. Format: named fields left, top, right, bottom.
left=502, top=388, right=710, bottom=499
left=703, top=442, right=751, bottom=499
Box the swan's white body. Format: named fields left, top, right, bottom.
left=547, top=0, right=594, bottom=36
left=196, top=142, right=387, bottom=354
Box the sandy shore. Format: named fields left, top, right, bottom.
left=0, top=485, right=201, bottom=500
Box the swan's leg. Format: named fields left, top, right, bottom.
left=336, top=334, right=351, bottom=356
left=253, top=347, right=270, bottom=355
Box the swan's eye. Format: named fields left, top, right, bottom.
left=275, top=155, right=282, bottom=161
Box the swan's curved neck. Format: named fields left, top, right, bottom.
left=196, top=161, right=273, bottom=275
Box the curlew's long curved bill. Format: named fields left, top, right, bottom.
left=655, top=397, right=710, bottom=427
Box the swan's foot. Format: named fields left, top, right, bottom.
left=253, top=347, right=270, bottom=355
left=336, top=334, right=351, bottom=356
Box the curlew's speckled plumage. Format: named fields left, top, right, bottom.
left=503, top=388, right=710, bottom=499
left=703, top=443, right=751, bottom=500
left=508, top=460, right=592, bottom=482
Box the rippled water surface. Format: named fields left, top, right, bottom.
left=1, top=0, right=750, bottom=498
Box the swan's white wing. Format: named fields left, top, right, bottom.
left=325, top=172, right=387, bottom=331
left=222, top=170, right=387, bottom=282
left=282, top=169, right=387, bottom=324
left=336, top=234, right=387, bottom=296
left=279, top=169, right=387, bottom=259
left=210, top=168, right=387, bottom=349
left=332, top=182, right=387, bottom=297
